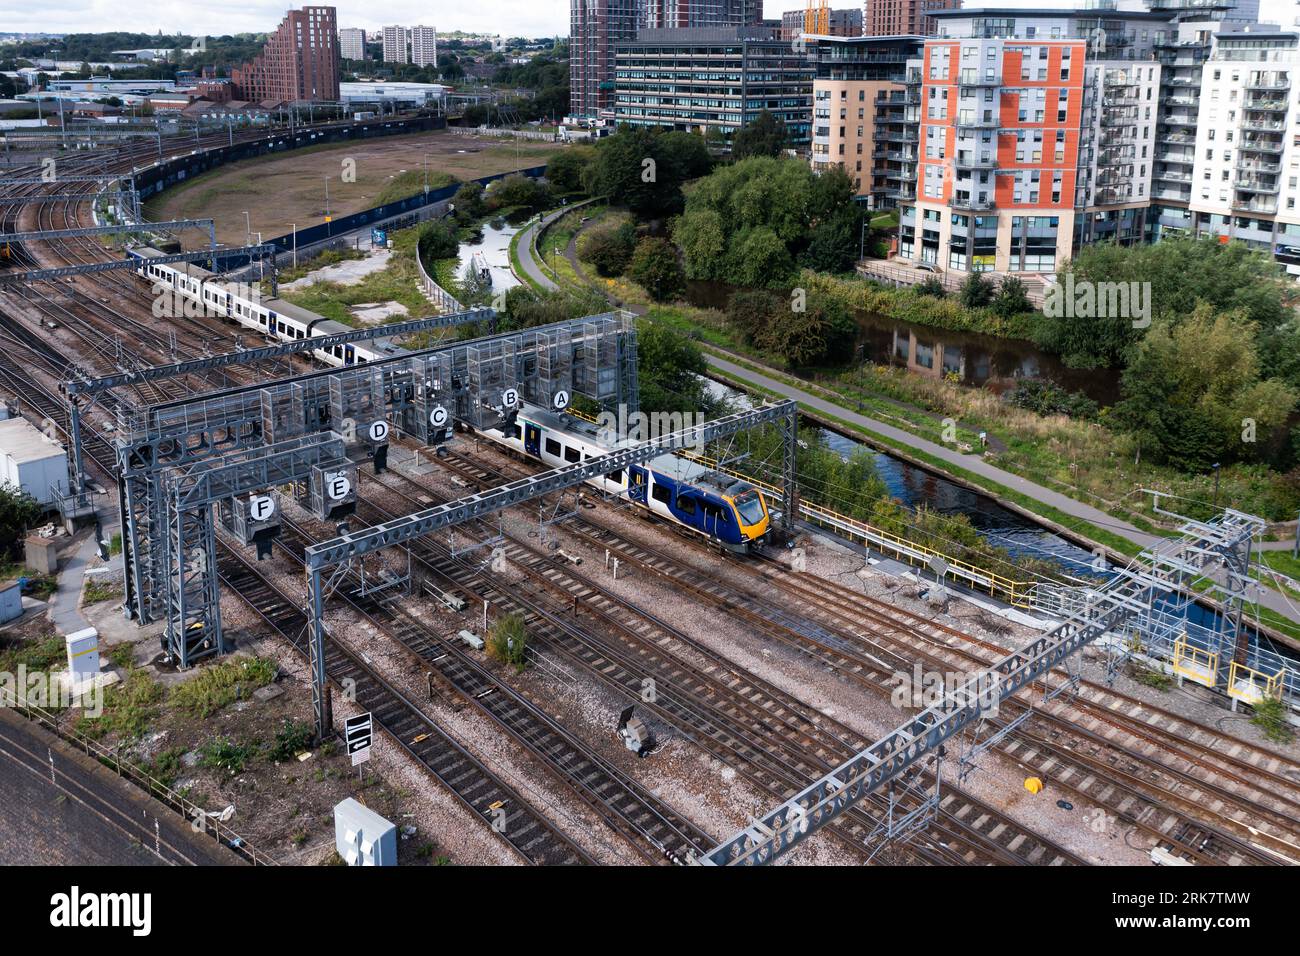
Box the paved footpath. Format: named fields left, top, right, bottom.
left=518, top=204, right=1300, bottom=630
left=704, top=353, right=1300, bottom=631
left=512, top=199, right=598, bottom=291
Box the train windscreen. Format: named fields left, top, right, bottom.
left=733, top=490, right=766, bottom=525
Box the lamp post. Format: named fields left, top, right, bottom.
left=290, top=223, right=297, bottom=269
left=243, top=210, right=251, bottom=247
left=1212, top=462, right=1221, bottom=510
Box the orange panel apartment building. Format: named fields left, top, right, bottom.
left=902, top=36, right=1084, bottom=273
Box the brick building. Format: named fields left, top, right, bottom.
left=232, top=6, right=339, bottom=102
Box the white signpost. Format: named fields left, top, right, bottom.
left=345, top=712, right=373, bottom=775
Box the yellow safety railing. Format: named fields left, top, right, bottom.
left=1172, top=636, right=1219, bottom=688
left=676, top=448, right=1036, bottom=607
left=1228, top=660, right=1287, bottom=705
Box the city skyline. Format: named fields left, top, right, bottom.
left=2, top=0, right=1297, bottom=44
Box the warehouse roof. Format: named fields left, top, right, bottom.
left=0, top=417, right=65, bottom=465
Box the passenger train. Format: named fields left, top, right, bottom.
left=482, top=403, right=773, bottom=552
left=132, top=246, right=773, bottom=550
left=130, top=246, right=406, bottom=367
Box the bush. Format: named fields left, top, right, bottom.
left=199, top=737, right=258, bottom=775
left=915, top=276, right=945, bottom=298
left=488, top=612, right=528, bottom=672
left=1004, top=379, right=1098, bottom=420
left=958, top=272, right=995, bottom=309
left=267, top=719, right=316, bottom=762
left=1251, top=695, right=1295, bottom=744
left=993, top=274, right=1032, bottom=317
left=417, top=218, right=459, bottom=265
left=628, top=237, right=685, bottom=302
left=577, top=221, right=637, bottom=277
left=2, top=485, right=42, bottom=560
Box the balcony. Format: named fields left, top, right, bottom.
left=1232, top=196, right=1278, bottom=215
left=1237, top=159, right=1281, bottom=174
left=1240, top=136, right=1285, bottom=153
left=1242, top=118, right=1286, bottom=133
left=1095, top=185, right=1132, bottom=205
left=954, top=115, right=1001, bottom=129
left=1235, top=176, right=1280, bottom=194
left=1157, top=131, right=1196, bottom=145
left=1244, top=96, right=1287, bottom=112
left=948, top=193, right=997, bottom=210
left=1161, top=95, right=1197, bottom=107
left=1100, top=129, right=1137, bottom=148
left=1100, top=109, right=1140, bottom=126
left=1244, top=77, right=1289, bottom=91
left=954, top=151, right=998, bottom=169
left=1161, top=115, right=1198, bottom=127
left=1154, top=169, right=1192, bottom=182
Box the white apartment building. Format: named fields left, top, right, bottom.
left=382, top=25, right=438, bottom=67
left=338, top=27, right=367, bottom=61
left=410, top=26, right=439, bottom=68
left=382, top=25, right=409, bottom=64
left=1188, top=30, right=1300, bottom=275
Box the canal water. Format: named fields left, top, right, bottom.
left=685, top=280, right=1122, bottom=406
left=703, top=378, right=1100, bottom=573
left=705, top=376, right=1283, bottom=653
left=452, top=211, right=531, bottom=294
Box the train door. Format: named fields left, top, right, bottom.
left=628, top=466, right=648, bottom=504
left=524, top=422, right=541, bottom=456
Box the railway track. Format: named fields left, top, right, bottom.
left=0, top=340, right=602, bottom=867
left=436, top=440, right=1300, bottom=866
left=269, top=515, right=716, bottom=865
left=362, top=456, right=1084, bottom=866
left=217, top=544, right=594, bottom=867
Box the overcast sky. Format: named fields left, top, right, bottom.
left=2, top=0, right=1296, bottom=44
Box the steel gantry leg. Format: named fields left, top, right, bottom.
left=308, top=567, right=333, bottom=740
left=778, top=402, right=798, bottom=532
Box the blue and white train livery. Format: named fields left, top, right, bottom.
left=482, top=403, right=772, bottom=552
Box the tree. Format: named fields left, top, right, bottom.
left=753, top=292, right=857, bottom=367
left=657, top=130, right=713, bottom=182
left=801, top=205, right=864, bottom=274
left=452, top=181, right=486, bottom=222
left=545, top=147, right=595, bottom=194
left=628, top=237, right=685, bottom=302
left=727, top=226, right=792, bottom=288
left=673, top=208, right=728, bottom=281
left=0, top=484, right=42, bottom=560
left=578, top=221, right=637, bottom=277
left=491, top=174, right=548, bottom=210
left=1034, top=237, right=1288, bottom=369
left=731, top=110, right=788, bottom=159
left=417, top=218, right=458, bottom=269
left=1116, top=304, right=1298, bottom=470
left=993, top=275, right=1032, bottom=317
left=958, top=272, right=995, bottom=309
left=586, top=125, right=690, bottom=218
left=637, top=320, right=711, bottom=414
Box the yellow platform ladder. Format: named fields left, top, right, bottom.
left=1171, top=635, right=1218, bottom=689
left=1227, top=660, right=1287, bottom=708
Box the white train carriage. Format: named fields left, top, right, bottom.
left=130, top=246, right=406, bottom=368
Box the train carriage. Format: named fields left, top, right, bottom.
left=483, top=403, right=772, bottom=552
